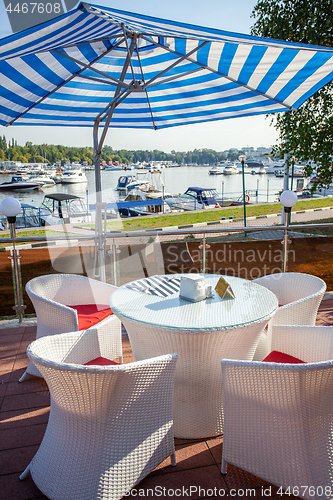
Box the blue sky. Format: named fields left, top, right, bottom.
left=0, top=0, right=280, bottom=152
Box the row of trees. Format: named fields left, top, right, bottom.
left=0, top=137, right=243, bottom=166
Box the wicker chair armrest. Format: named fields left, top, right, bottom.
left=271, top=293, right=324, bottom=326
left=271, top=325, right=333, bottom=363
left=30, top=294, right=79, bottom=335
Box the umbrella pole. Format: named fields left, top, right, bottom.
left=93, top=121, right=106, bottom=282
left=92, top=36, right=137, bottom=282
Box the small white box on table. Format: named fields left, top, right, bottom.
left=179, top=275, right=212, bottom=302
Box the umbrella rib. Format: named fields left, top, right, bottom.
left=96, top=36, right=137, bottom=154
left=140, top=35, right=296, bottom=111
left=134, top=40, right=157, bottom=130
left=121, top=24, right=137, bottom=82
left=143, top=41, right=209, bottom=89
left=76, top=74, right=119, bottom=87
left=6, top=40, right=128, bottom=126
left=146, top=67, right=204, bottom=88
left=52, top=46, right=130, bottom=90
left=97, top=87, right=131, bottom=122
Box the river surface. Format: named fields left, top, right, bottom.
left=0, top=165, right=289, bottom=208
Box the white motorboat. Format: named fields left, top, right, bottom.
left=275, top=165, right=305, bottom=178
left=39, top=193, right=91, bottom=225
left=165, top=187, right=220, bottom=211
left=104, top=164, right=123, bottom=171
left=29, top=174, right=56, bottom=187
left=265, top=159, right=285, bottom=174
left=223, top=163, right=239, bottom=175
left=61, top=167, right=87, bottom=184
left=258, top=166, right=267, bottom=174
left=208, top=166, right=223, bottom=175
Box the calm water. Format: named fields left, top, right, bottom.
left=0, top=166, right=286, bottom=208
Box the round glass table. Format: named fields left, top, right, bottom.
left=110, top=274, right=278, bottom=438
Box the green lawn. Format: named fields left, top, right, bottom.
left=0, top=229, right=74, bottom=247
left=104, top=197, right=333, bottom=232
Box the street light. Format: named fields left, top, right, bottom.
left=280, top=190, right=298, bottom=273
left=0, top=197, right=25, bottom=322
left=238, top=154, right=247, bottom=236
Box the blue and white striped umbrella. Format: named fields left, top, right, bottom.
left=0, top=1, right=332, bottom=130
left=1, top=2, right=332, bottom=281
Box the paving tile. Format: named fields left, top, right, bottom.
left=0, top=372, right=11, bottom=384
left=152, top=440, right=215, bottom=474
left=130, top=465, right=228, bottom=500
left=0, top=407, right=50, bottom=430
left=0, top=356, right=16, bottom=373
left=0, top=329, right=24, bottom=339
left=22, top=326, right=37, bottom=334
left=5, top=378, right=47, bottom=397
left=0, top=444, right=39, bottom=475
left=0, top=337, right=24, bottom=352
left=205, top=435, right=223, bottom=466
left=9, top=364, right=29, bottom=383
left=13, top=354, right=30, bottom=371
left=0, top=473, right=46, bottom=500
left=0, top=344, right=20, bottom=355
left=0, top=423, right=46, bottom=451
left=1, top=391, right=50, bottom=412
left=0, top=382, right=7, bottom=399
left=221, top=462, right=272, bottom=490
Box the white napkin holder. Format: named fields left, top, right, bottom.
left=179, top=275, right=212, bottom=302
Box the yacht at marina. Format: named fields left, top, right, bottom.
left=61, top=167, right=87, bottom=184
left=223, top=163, right=239, bottom=175
left=208, top=166, right=223, bottom=175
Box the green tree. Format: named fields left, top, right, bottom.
left=251, top=0, right=333, bottom=188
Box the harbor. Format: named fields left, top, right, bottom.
left=0, top=164, right=307, bottom=225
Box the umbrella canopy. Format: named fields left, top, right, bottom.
left=0, top=2, right=332, bottom=280
left=1, top=2, right=332, bottom=130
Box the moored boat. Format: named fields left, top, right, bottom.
left=28, top=174, right=56, bottom=187
left=115, top=174, right=150, bottom=192
left=118, top=189, right=171, bottom=217
left=0, top=176, right=41, bottom=191
left=61, top=167, right=87, bottom=184
left=39, top=193, right=91, bottom=225
left=223, top=163, right=239, bottom=175
left=165, top=187, right=220, bottom=211
left=208, top=166, right=223, bottom=175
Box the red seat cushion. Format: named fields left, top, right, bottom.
left=84, top=357, right=119, bottom=366
left=263, top=350, right=305, bottom=364
left=67, top=304, right=112, bottom=330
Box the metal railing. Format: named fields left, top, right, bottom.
left=1, top=221, right=332, bottom=321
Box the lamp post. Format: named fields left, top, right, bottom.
left=0, top=197, right=25, bottom=322
left=280, top=190, right=297, bottom=273
left=238, top=154, right=247, bottom=236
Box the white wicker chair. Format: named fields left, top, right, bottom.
left=20, top=329, right=178, bottom=500
left=252, top=272, right=326, bottom=360
left=20, top=273, right=122, bottom=381
left=221, top=325, right=333, bottom=499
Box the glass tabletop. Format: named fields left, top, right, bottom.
left=110, top=274, right=278, bottom=330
